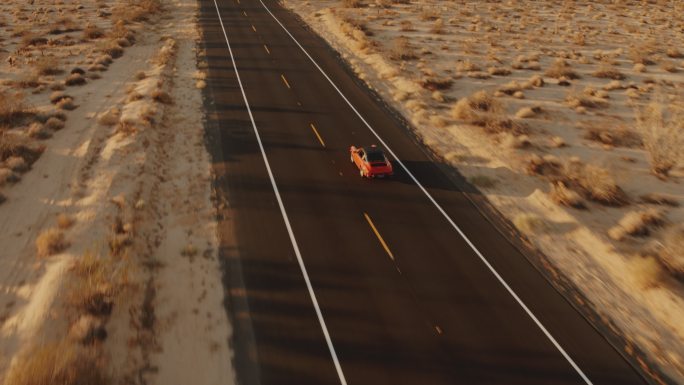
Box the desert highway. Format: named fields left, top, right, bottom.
left=199, top=1, right=648, bottom=384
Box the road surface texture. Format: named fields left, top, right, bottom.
left=199, top=1, right=648, bottom=384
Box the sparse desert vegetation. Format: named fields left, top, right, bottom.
left=285, top=0, right=684, bottom=381
left=0, top=0, right=232, bottom=384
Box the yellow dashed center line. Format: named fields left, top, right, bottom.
left=310, top=123, right=326, bottom=147
left=263, top=44, right=271, bottom=54
left=364, top=213, right=395, bottom=261
left=243, top=10, right=248, bottom=17
left=251, top=25, right=257, bottom=32
left=435, top=326, right=443, bottom=335
left=281, top=74, right=291, bottom=89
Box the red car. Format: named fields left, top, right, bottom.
left=350, top=145, right=393, bottom=178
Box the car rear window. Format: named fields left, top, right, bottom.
left=367, top=152, right=385, bottom=162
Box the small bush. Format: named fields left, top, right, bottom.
left=592, top=64, right=625, bottom=80
left=57, top=214, right=75, bottom=229
left=389, top=36, right=416, bottom=60
left=545, top=59, right=580, bottom=79
left=639, top=193, right=678, bottom=207
left=634, top=99, right=684, bottom=179
left=608, top=209, right=666, bottom=241
left=83, top=23, right=105, bottom=39
left=151, top=90, right=172, bottom=104
left=550, top=182, right=585, bottom=209
left=98, top=108, right=120, bottom=126
left=36, top=228, right=68, bottom=257
left=65, top=73, right=86, bottom=86
left=513, top=213, right=548, bottom=235
left=4, top=341, right=109, bottom=385
left=33, top=56, right=62, bottom=76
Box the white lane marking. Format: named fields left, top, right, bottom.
left=257, top=2, right=593, bottom=384
left=211, top=2, right=348, bottom=385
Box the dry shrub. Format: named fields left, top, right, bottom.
left=342, top=0, right=363, bottom=7
left=98, top=108, right=120, bottom=126
left=57, top=98, right=77, bottom=111
left=661, top=60, right=679, bottom=73
left=0, top=92, right=34, bottom=128
left=28, top=123, right=51, bottom=140
left=419, top=77, right=453, bottom=91
left=0, top=132, right=45, bottom=165
left=592, top=63, right=625, bottom=80
left=515, top=106, right=541, bottom=119
left=57, top=213, right=75, bottom=229
left=608, top=209, right=666, bottom=241
left=21, top=33, right=48, bottom=48
left=628, top=256, right=663, bottom=289
left=389, top=36, right=416, bottom=60
left=68, top=252, right=128, bottom=316
left=634, top=99, right=684, bottom=179
left=113, top=0, right=162, bottom=22
left=513, top=213, right=548, bottom=235
left=565, top=91, right=608, bottom=109
left=582, top=122, right=641, bottom=147
left=455, top=60, right=480, bottom=73
left=4, top=341, right=109, bottom=385
left=639, top=193, right=678, bottom=207
left=152, top=90, right=172, bottom=104
left=36, top=228, right=68, bottom=257
left=44, top=117, right=64, bottom=131
left=488, top=67, right=512, bottom=76
left=545, top=59, right=580, bottom=79
left=666, top=48, right=683, bottom=59
left=452, top=91, right=525, bottom=134
left=65, top=73, right=86, bottom=86
left=83, top=23, right=104, bottom=39
left=153, top=38, right=177, bottom=66
left=658, top=224, right=684, bottom=280
left=429, top=19, right=444, bottom=34
left=550, top=181, right=585, bottom=209
left=565, top=163, right=629, bottom=206
left=33, top=56, right=62, bottom=76
left=98, top=41, right=124, bottom=59
left=526, top=154, right=563, bottom=176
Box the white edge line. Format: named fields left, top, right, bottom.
left=257, top=1, right=593, bottom=384
left=211, top=2, right=348, bottom=385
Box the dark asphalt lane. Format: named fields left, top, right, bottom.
left=199, top=1, right=648, bottom=384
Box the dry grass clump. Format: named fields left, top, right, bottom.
left=455, top=60, right=480, bottom=73
left=389, top=36, right=417, bottom=60
left=452, top=90, right=524, bottom=134
left=608, top=209, right=666, bottom=241
left=68, top=252, right=128, bottom=316
left=83, top=23, right=104, bottom=39
left=113, top=0, right=162, bottom=22
left=98, top=41, right=124, bottom=59
left=565, top=162, right=629, bottom=206
left=57, top=97, right=78, bottom=111
left=36, top=228, right=68, bottom=257
left=152, top=90, right=172, bottom=104
left=628, top=256, right=663, bottom=289
left=28, top=123, right=51, bottom=140
left=592, top=63, right=626, bottom=80
left=0, top=132, right=45, bottom=166
left=661, top=60, right=679, bottom=73
left=550, top=181, right=585, bottom=209
left=528, top=157, right=629, bottom=206
left=4, top=342, right=109, bottom=385
left=0, top=92, right=34, bottom=128
left=419, top=77, right=453, bottom=91
left=98, top=108, right=120, bottom=126
left=634, top=99, right=684, bottom=179
left=658, top=224, right=684, bottom=280
left=57, top=213, right=75, bottom=229
left=639, top=193, right=679, bottom=207
left=582, top=122, right=641, bottom=147
left=513, top=213, right=548, bottom=235
left=565, top=90, right=609, bottom=109
left=488, top=67, right=512, bottom=76
left=65, top=73, right=87, bottom=86
left=342, top=0, right=363, bottom=7
left=33, top=56, right=62, bottom=76
left=515, top=106, right=542, bottom=119
left=545, top=59, right=580, bottom=79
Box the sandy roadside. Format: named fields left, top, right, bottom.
left=0, top=0, right=236, bottom=383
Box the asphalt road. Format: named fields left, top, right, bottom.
left=199, top=1, right=648, bottom=384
